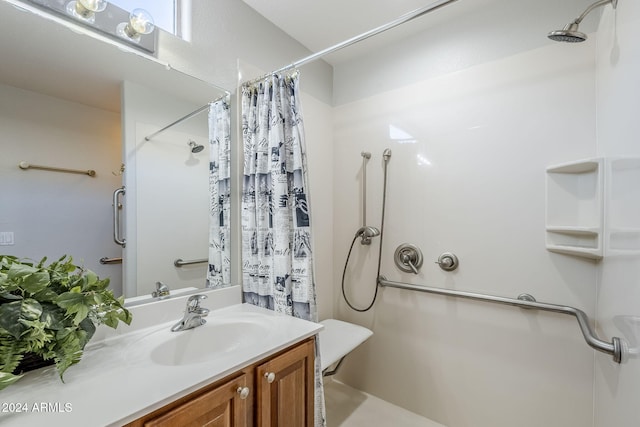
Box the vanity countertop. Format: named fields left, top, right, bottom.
left=0, top=303, right=323, bottom=427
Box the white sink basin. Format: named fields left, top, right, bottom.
left=149, top=316, right=272, bottom=366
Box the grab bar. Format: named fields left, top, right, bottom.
left=112, top=187, right=126, bottom=247
left=100, top=257, right=122, bottom=265
left=19, top=161, right=96, bottom=177
left=174, top=258, right=208, bottom=267
left=377, top=276, right=622, bottom=363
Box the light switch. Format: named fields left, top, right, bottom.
left=0, top=232, right=15, bottom=246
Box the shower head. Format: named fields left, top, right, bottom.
left=548, top=0, right=617, bottom=43
left=188, top=140, right=205, bottom=153
left=548, top=22, right=587, bottom=43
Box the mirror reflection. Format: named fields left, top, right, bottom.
left=0, top=2, right=229, bottom=301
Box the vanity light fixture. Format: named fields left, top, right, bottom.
left=65, top=0, right=107, bottom=23
left=116, top=8, right=155, bottom=42
left=20, top=0, right=157, bottom=54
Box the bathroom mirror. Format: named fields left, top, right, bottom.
left=0, top=1, right=229, bottom=301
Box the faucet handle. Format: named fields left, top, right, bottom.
left=187, top=294, right=207, bottom=310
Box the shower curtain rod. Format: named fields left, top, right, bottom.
left=242, top=0, right=460, bottom=86
left=144, top=93, right=229, bottom=141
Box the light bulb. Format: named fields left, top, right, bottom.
left=66, top=0, right=107, bottom=22
left=117, top=8, right=155, bottom=42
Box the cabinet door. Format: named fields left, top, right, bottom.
left=142, top=373, right=251, bottom=427
left=256, top=338, right=315, bottom=427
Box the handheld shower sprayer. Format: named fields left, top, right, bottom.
left=342, top=148, right=391, bottom=312
left=356, top=225, right=381, bottom=244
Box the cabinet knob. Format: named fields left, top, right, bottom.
left=236, top=386, right=250, bottom=400
left=264, top=372, right=276, bottom=383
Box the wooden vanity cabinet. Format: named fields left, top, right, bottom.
left=124, top=338, right=315, bottom=427
left=256, top=338, right=315, bottom=427
left=125, top=371, right=252, bottom=427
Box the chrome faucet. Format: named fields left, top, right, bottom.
left=152, top=281, right=170, bottom=299
left=171, top=295, right=210, bottom=332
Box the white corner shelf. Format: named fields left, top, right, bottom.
left=546, top=158, right=603, bottom=260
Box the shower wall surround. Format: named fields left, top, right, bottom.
left=594, top=1, right=640, bottom=426
left=332, top=41, right=598, bottom=427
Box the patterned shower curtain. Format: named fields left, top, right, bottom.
left=241, top=72, right=325, bottom=426
left=207, top=97, right=231, bottom=288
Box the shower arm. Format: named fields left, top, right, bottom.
left=572, top=0, right=617, bottom=25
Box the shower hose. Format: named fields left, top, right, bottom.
left=341, top=153, right=390, bottom=312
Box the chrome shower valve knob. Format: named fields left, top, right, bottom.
left=394, top=243, right=423, bottom=274
left=435, top=252, right=459, bottom=271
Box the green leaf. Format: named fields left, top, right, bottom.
left=52, top=330, right=84, bottom=381
left=78, top=318, right=96, bottom=342
left=31, top=287, right=59, bottom=303
left=39, top=303, right=67, bottom=330
left=0, top=291, right=22, bottom=301
left=3, top=262, right=49, bottom=295
left=0, top=372, right=23, bottom=391
left=18, top=319, right=52, bottom=352
left=0, top=335, right=27, bottom=373
left=55, top=292, right=90, bottom=325
left=0, top=299, right=43, bottom=339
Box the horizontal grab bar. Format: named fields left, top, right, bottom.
left=377, top=276, right=622, bottom=363
left=174, top=258, right=208, bottom=267
left=19, top=161, right=96, bottom=177
left=100, top=257, right=122, bottom=265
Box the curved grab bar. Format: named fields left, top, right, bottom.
left=377, top=276, right=622, bottom=363
left=112, top=187, right=126, bottom=248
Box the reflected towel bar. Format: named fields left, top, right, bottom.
left=377, top=276, right=622, bottom=363
left=19, top=161, right=96, bottom=177
left=100, top=257, right=122, bottom=265
left=174, top=258, right=208, bottom=267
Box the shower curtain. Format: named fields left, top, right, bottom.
left=241, top=72, right=325, bottom=427
left=207, top=96, right=231, bottom=288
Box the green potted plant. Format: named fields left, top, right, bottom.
left=0, top=255, right=132, bottom=391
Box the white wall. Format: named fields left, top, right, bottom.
left=156, top=0, right=333, bottom=104
left=594, top=2, right=640, bottom=426
left=300, top=93, right=335, bottom=321
left=0, top=84, right=123, bottom=294
left=332, top=28, right=600, bottom=427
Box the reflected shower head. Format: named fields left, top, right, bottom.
left=548, top=0, right=617, bottom=43
left=188, top=140, right=205, bottom=153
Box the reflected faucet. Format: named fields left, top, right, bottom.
left=152, top=281, right=170, bottom=299
left=171, top=295, right=210, bottom=332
